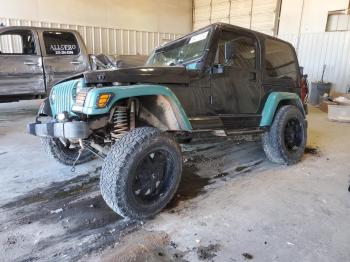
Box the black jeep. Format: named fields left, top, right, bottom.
left=28, top=23, right=308, bottom=219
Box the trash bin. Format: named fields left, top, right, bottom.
left=309, top=82, right=331, bottom=106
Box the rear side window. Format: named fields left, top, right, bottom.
left=43, top=31, right=79, bottom=55
left=0, top=30, right=36, bottom=55
left=265, top=39, right=297, bottom=80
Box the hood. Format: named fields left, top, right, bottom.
left=83, top=66, right=198, bottom=85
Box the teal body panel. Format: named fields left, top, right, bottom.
left=49, top=79, right=81, bottom=117
left=260, top=92, right=305, bottom=127
left=73, top=83, right=193, bottom=131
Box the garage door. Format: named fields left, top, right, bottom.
left=193, top=0, right=281, bottom=35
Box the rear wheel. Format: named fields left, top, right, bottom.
left=262, top=105, right=307, bottom=165
left=100, top=127, right=182, bottom=220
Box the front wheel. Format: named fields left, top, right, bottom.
left=262, top=105, right=307, bottom=165
left=100, top=127, right=182, bottom=220
left=41, top=137, right=94, bottom=166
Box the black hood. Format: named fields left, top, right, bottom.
left=83, top=66, right=199, bottom=85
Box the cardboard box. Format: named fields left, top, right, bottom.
left=328, top=105, right=350, bottom=123
left=319, top=100, right=337, bottom=113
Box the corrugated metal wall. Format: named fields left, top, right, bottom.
left=279, top=31, right=350, bottom=93
left=0, top=17, right=183, bottom=55
left=193, top=0, right=279, bottom=35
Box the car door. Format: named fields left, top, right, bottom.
left=0, top=28, right=45, bottom=96
left=210, top=30, right=262, bottom=129
left=39, top=30, right=90, bottom=91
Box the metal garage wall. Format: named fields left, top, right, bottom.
left=0, top=17, right=182, bottom=55
left=279, top=32, right=350, bottom=93
left=193, top=0, right=280, bottom=35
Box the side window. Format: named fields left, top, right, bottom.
left=0, top=30, right=36, bottom=55
left=216, top=31, right=257, bottom=69
left=43, top=31, right=80, bottom=55
left=265, top=39, right=297, bottom=80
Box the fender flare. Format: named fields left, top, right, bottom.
left=260, top=92, right=305, bottom=127
left=80, top=84, right=192, bottom=131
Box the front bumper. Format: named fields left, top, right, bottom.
left=27, top=121, right=90, bottom=139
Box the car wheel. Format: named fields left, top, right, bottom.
left=41, top=137, right=94, bottom=166
left=100, top=127, right=182, bottom=220
left=262, top=105, right=307, bottom=165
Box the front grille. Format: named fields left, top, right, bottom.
left=50, top=79, right=80, bottom=117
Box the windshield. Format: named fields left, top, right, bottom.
left=146, top=30, right=210, bottom=67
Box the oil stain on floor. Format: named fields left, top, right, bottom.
left=0, top=137, right=269, bottom=261
left=0, top=168, right=138, bottom=261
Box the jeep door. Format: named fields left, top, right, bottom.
left=210, top=29, right=262, bottom=129
left=0, top=28, right=45, bottom=97
left=38, top=29, right=90, bottom=91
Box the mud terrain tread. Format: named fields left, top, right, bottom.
left=262, top=105, right=306, bottom=165
left=100, top=127, right=182, bottom=219
left=41, top=137, right=94, bottom=166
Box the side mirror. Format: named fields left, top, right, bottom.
left=224, top=41, right=234, bottom=62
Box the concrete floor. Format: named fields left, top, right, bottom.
left=0, top=100, right=349, bottom=262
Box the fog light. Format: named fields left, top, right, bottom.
left=57, top=111, right=69, bottom=122
left=96, top=93, right=112, bottom=108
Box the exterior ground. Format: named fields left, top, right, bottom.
left=0, top=100, right=349, bottom=261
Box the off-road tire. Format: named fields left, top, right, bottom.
left=41, top=137, right=94, bottom=166
left=100, top=127, right=182, bottom=220
left=262, top=105, right=307, bottom=165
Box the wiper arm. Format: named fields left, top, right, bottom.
left=169, top=60, right=185, bottom=67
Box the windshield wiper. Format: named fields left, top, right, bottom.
left=169, top=60, right=184, bottom=67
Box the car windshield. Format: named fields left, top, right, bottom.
left=146, top=30, right=210, bottom=67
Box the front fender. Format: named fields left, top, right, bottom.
left=260, top=92, right=305, bottom=127
left=74, top=84, right=192, bottom=131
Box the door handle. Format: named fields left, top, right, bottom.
left=70, top=61, right=82, bottom=65
left=24, top=61, right=40, bottom=66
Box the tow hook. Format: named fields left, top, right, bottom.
left=71, top=151, right=83, bottom=172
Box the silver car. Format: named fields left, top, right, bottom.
left=0, top=26, right=90, bottom=102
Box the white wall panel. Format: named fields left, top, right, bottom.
left=0, top=0, right=192, bottom=35
left=229, top=0, right=251, bottom=28
left=211, top=0, right=230, bottom=22
left=279, top=31, right=350, bottom=93
left=194, top=0, right=212, bottom=30
left=251, top=0, right=278, bottom=34
left=0, top=17, right=182, bottom=55
left=194, top=0, right=279, bottom=35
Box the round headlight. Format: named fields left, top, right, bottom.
left=73, top=80, right=83, bottom=100
left=76, top=81, right=83, bottom=93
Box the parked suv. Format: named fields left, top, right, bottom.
left=28, top=23, right=308, bottom=219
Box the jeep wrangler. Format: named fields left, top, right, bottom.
left=28, top=23, right=308, bottom=219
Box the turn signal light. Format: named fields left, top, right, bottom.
left=96, top=93, right=112, bottom=108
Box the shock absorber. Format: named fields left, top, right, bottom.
left=111, top=106, right=129, bottom=139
